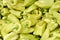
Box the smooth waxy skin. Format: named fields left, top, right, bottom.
left=0, top=0, right=60, bottom=40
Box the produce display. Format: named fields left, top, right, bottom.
left=0, top=0, right=60, bottom=40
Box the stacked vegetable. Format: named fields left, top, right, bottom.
left=0, top=0, right=60, bottom=40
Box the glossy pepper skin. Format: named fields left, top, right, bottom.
left=0, top=0, right=60, bottom=40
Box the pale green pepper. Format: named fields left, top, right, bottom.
left=24, top=0, right=37, bottom=7
left=35, top=0, right=54, bottom=8
left=19, top=34, right=39, bottom=40
left=33, top=20, right=46, bottom=36
left=4, top=32, right=18, bottom=40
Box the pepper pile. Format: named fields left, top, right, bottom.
left=0, top=0, right=60, bottom=40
